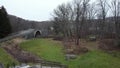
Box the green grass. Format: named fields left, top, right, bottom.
left=0, top=47, right=19, bottom=67
left=20, top=38, right=120, bottom=68
left=20, top=39, right=65, bottom=62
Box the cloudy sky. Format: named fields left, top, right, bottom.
left=0, top=0, right=73, bottom=21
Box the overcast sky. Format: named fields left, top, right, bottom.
left=0, top=0, right=73, bottom=21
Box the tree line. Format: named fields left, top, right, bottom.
left=52, top=0, right=120, bottom=45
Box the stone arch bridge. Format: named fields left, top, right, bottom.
left=0, top=29, right=42, bottom=42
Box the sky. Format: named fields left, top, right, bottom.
left=0, top=0, right=72, bottom=21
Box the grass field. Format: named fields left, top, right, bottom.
left=0, top=47, right=19, bottom=67
left=20, top=38, right=120, bottom=68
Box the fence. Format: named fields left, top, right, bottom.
left=7, top=60, right=68, bottom=68
left=36, top=60, right=68, bottom=68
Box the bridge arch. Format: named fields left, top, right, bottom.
left=34, top=30, right=42, bottom=38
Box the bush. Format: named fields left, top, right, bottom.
left=53, top=35, right=63, bottom=41
left=98, top=39, right=120, bottom=51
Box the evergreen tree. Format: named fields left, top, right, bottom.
left=0, top=6, right=12, bottom=38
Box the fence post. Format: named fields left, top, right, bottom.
left=41, top=63, right=42, bottom=68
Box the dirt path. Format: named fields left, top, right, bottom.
left=1, top=38, right=42, bottom=63
left=83, top=41, right=99, bottom=51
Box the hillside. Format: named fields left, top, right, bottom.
left=8, top=14, right=53, bottom=33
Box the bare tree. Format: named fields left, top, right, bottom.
left=73, top=0, right=90, bottom=45
left=97, top=0, right=109, bottom=38
left=74, top=0, right=82, bottom=45
left=110, top=0, right=120, bottom=45
left=53, top=3, right=74, bottom=38
left=87, top=2, right=97, bottom=35
left=88, top=3, right=97, bottom=21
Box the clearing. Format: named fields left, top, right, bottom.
left=19, top=38, right=120, bottom=68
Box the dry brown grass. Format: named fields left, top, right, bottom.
left=63, top=39, right=88, bottom=55
left=98, top=39, right=120, bottom=51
